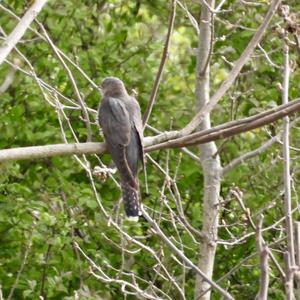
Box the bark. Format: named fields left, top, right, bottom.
left=255, top=216, right=269, bottom=300
left=194, top=1, right=222, bottom=300
left=282, top=44, right=295, bottom=300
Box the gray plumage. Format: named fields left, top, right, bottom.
left=98, top=77, right=144, bottom=219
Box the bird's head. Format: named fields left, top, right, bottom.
left=100, top=77, right=127, bottom=97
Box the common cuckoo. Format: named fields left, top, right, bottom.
left=98, top=77, right=144, bottom=220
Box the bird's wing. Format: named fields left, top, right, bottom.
left=130, top=97, right=145, bottom=168
left=134, top=124, right=144, bottom=169
left=126, top=126, right=142, bottom=175
left=98, top=97, right=131, bottom=146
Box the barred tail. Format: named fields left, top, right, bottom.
left=121, top=180, right=141, bottom=220
left=106, top=142, right=140, bottom=219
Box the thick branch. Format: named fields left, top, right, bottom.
left=146, top=97, right=300, bottom=151
left=1, top=97, right=300, bottom=163
left=222, top=115, right=300, bottom=174
left=194, top=0, right=220, bottom=299
left=284, top=252, right=294, bottom=300
left=0, top=61, right=19, bottom=94
left=282, top=44, right=295, bottom=271
left=0, top=143, right=105, bottom=162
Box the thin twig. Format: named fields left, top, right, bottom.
left=222, top=116, right=300, bottom=175
left=0, top=4, right=99, bottom=90
left=37, top=21, right=93, bottom=142
left=39, top=244, right=52, bottom=298
left=7, top=219, right=36, bottom=300
left=177, top=1, right=199, bottom=34
left=75, top=242, right=166, bottom=300
left=142, top=0, right=177, bottom=127
left=141, top=206, right=235, bottom=300
left=231, top=189, right=285, bottom=279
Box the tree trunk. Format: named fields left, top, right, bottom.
left=194, top=1, right=222, bottom=300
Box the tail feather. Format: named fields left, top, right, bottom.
left=106, top=141, right=141, bottom=219
left=121, top=181, right=141, bottom=218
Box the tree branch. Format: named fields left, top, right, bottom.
left=221, top=115, right=300, bottom=175
left=0, top=3, right=99, bottom=90
left=146, top=97, right=300, bottom=151
left=180, top=0, right=281, bottom=135
left=281, top=42, right=296, bottom=300
left=37, top=21, right=93, bottom=142
left=0, top=59, right=19, bottom=94
left=0, top=142, right=106, bottom=163
left=142, top=0, right=177, bottom=127
left=141, top=207, right=234, bottom=300
left=1, top=97, right=300, bottom=163
left=255, top=216, right=270, bottom=300
left=0, top=0, right=48, bottom=65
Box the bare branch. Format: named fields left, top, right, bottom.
left=142, top=0, right=176, bottom=127
left=284, top=251, right=294, bottom=300
left=0, top=59, right=19, bottom=94
left=181, top=0, right=281, bottom=135
left=282, top=42, right=295, bottom=298
left=146, top=124, right=201, bottom=163
left=0, top=142, right=106, bottom=162
left=141, top=207, right=234, bottom=300
left=177, top=1, right=200, bottom=34
left=37, top=21, right=93, bottom=142
left=222, top=115, right=300, bottom=175
left=231, top=188, right=285, bottom=279
left=198, top=236, right=287, bottom=299
left=194, top=0, right=220, bottom=299
left=0, top=0, right=48, bottom=65
left=222, top=136, right=279, bottom=175
left=75, top=242, right=163, bottom=300
left=255, top=216, right=269, bottom=300
left=146, top=96, right=300, bottom=151
left=0, top=4, right=99, bottom=90
left=295, top=222, right=300, bottom=299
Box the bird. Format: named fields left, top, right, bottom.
left=98, top=77, right=144, bottom=221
